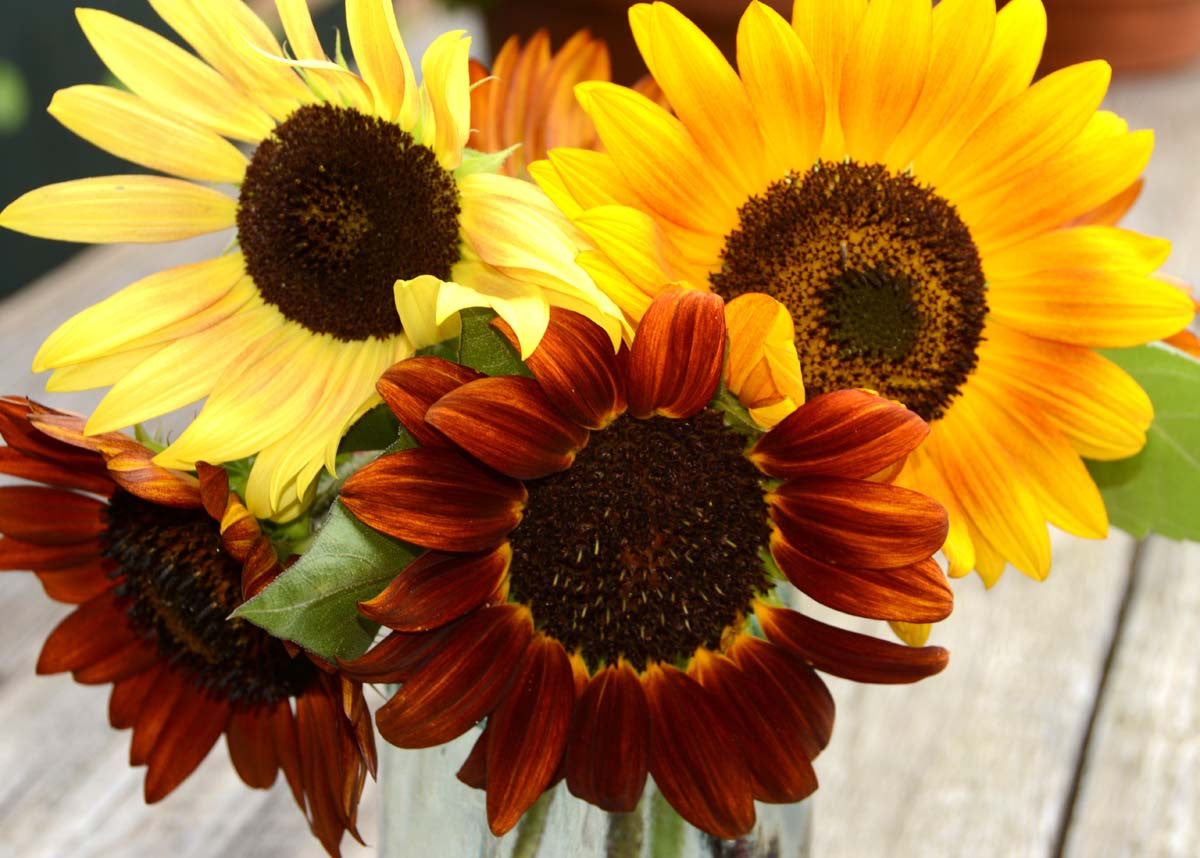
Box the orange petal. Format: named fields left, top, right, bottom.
left=376, top=357, right=486, bottom=448
left=565, top=661, right=650, bottom=813
left=0, top=486, right=105, bottom=544
left=359, top=546, right=511, bottom=632
left=627, top=289, right=726, bottom=419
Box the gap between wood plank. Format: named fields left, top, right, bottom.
left=1050, top=538, right=1146, bottom=858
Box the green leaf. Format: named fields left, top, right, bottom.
left=1086, top=343, right=1200, bottom=540
left=457, top=307, right=532, bottom=377
left=233, top=501, right=419, bottom=659
left=338, top=403, right=401, bottom=454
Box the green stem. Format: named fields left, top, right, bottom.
left=648, top=788, right=687, bottom=858
left=605, top=803, right=645, bottom=858
left=511, top=788, right=556, bottom=858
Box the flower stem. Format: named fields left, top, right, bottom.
left=605, top=804, right=644, bottom=858
left=649, top=788, right=686, bottom=858
left=511, top=788, right=556, bottom=858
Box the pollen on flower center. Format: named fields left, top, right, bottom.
left=506, top=409, right=770, bottom=671
left=103, top=490, right=314, bottom=705
left=710, top=161, right=988, bottom=421
left=237, top=104, right=462, bottom=342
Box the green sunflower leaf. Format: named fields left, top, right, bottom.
left=457, top=307, right=532, bottom=377
left=1086, top=342, right=1200, bottom=540
left=337, top=403, right=401, bottom=454
left=233, top=501, right=419, bottom=660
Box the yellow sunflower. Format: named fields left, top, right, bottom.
left=532, top=0, right=1196, bottom=586
left=0, top=0, right=621, bottom=521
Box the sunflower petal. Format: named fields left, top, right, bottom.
left=346, top=0, right=419, bottom=125
left=627, top=289, right=725, bottom=419
left=375, top=356, right=484, bottom=446
left=790, top=0, right=867, bottom=158
left=565, top=662, right=650, bottom=813
left=421, top=31, right=472, bottom=169
left=359, top=546, right=511, bottom=632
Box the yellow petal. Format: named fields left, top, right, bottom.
left=148, top=0, right=312, bottom=121
left=630, top=2, right=767, bottom=196
left=914, top=0, right=1046, bottom=181
left=966, top=130, right=1154, bottom=253
left=421, top=31, right=472, bottom=169
left=270, top=0, right=374, bottom=110
left=45, top=344, right=162, bottom=393
left=723, top=293, right=805, bottom=411
left=969, top=368, right=1108, bottom=539
left=895, top=445, right=976, bottom=579
left=938, top=60, right=1111, bottom=202
left=575, top=250, right=653, bottom=331
left=884, top=0, right=995, bottom=171
left=575, top=81, right=742, bottom=235
left=85, top=301, right=281, bottom=434
left=927, top=391, right=1051, bottom=579
left=346, top=0, right=420, bottom=126
left=542, top=148, right=642, bottom=211
left=49, top=85, right=248, bottom=184
left=737, top=1, right=824, bottom=176
left=0, top=176, right=235, bottom=243
left=790, top=0, right=867, bottom=159
left=986, top=225, right=1171, bottom=279
left=394, top=275, right=461, bottom=350
left=76, top=8, right=273, bottom=142
left=573, top=205, right=677, bottom=295
left=839, top=0, right=931, bottom=163
left=988, top=268, right=1195, bottom=348
left=979, top=323, right=1152, bottom=461
left=436, top=264, right=551, bottom=359
left=274, top=0, right=325, bottom=60
left=33, top=253, right=246, bottom=371
left=889, top=621, right=931, bottom=648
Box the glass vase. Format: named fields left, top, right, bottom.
left=377, top=732, right=813, bottom=858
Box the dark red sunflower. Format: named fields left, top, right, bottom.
left=339, top=289, right=952, bottom=839
left=0, top=397, right=375, bottom=857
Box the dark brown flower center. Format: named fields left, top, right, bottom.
left=507, top=409, right=771, bottom=672
left=710, top=161, right=987, bottom=421
left=104, top=490, right=313, bottom=706
left=237, top=104, right=462, bottom=341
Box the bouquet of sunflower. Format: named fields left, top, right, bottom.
left=2, top=1, right=1197, bottom=856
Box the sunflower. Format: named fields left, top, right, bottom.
left=336, top=289, right=952, bottom=838
left=0, top=0, right=622, bottom=521
left=467, top=28, right=665, bottom=179
left=531, top=0, right=1197, bottom=586
left=0, top=397, right=375, bottom=857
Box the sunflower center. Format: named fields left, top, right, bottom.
left=103, top=490, right=314, bottom=706
left=507, top=409, right=770, bottom=672
left=709, top=161, right=987, bottom=421
left=237, top=104, right=462, bottom=341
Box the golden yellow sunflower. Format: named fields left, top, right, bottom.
left=532, top=0, right=1197, bottom=586
left=0, top=0, right=622, bottom=521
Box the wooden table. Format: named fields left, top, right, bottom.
left=0, top=38, right=1198, bottom=858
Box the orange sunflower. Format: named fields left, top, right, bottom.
left=0, top=398, right=374, bottom=857
left=337, top=289, right=951, bottom=838
left=468, top=28, right=665, bottom=179
left=532, top=0, right=1197, bottom=586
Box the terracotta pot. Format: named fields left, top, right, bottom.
left=1039, top=0, right=1200, bottom=73
left=484, top=0, right=791, bottom=84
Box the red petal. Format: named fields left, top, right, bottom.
left=109, top=665, right=162, bottom=729
left=771, top=532, right=953, bottom=623
left=130, top=669, right=188, bottom=765
left=0, top=535, right=103, bottom=570
left=339, top=623, right=466, bottom=684
left=226, top=706, right=281, bottom=789
left=485, top=635, right=575, bottom=835
left=297, top=680, right=364, bottom=852
left=643, top=663, right=756, bottom=839
left=341, top=447, right=526, bottom=552
left=690, top=643, right=826, bottom=804
left=377, top=356, right=486, bottom=448
left=359, top=546, right=511, bottom=631
left=768, top=476, right=948, bottom=569
left=752, top=390, right=929, bottom=479
left=0, top=486, right=106, bottom=543
left=457, top=725, right=490, bottom=790
left=271, top=698, right=306, bottom=810
left=427, top=376, right=589, bottom=480
left=143, top=690, right=229, bottom=802
left=496, top=309, right=627, bottom=429
left=0, top=447, right=114, bottom=495
left=36, top=590, right=140, bottom=675
left=565, top=661, right=650, bottom=812
left=73, top=637, right=158, bottom=684
left=104, top=452, right=201, bottom=508
left=627, top=289, right=726, bottom=419
left=0, top=397, right=111, bottom=482
left=34, top=560, right=113, bottom=604
left=756, top=602, right=950, bottom=684
left=375, top=605, right=532, bottom=748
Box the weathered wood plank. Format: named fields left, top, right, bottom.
left=1063, top=537, right=1200, bottom=858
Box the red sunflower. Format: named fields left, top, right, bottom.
left=0, top=397, right=375, bottom=857
left=339, top=289, right=952, bottom=839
